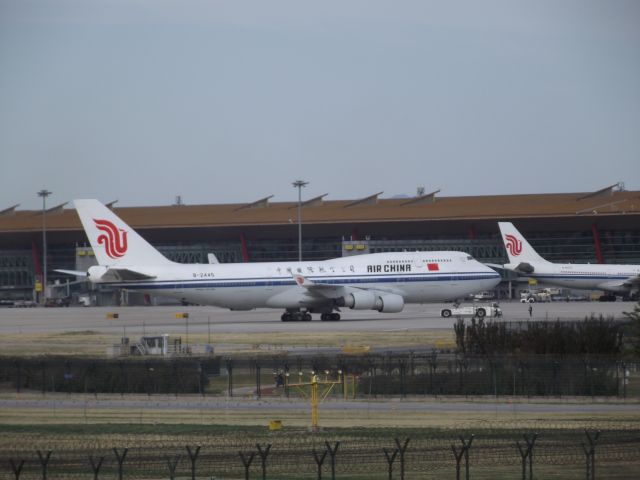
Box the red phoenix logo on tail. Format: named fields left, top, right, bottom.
left=505, top=234, right=522, bottom=257
left=93, top=219, right=128, bottom=259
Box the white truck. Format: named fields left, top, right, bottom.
left=520, top=289, right=552, bottom=303
left=440, top=303, right=502, bottom=318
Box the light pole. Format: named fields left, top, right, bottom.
left=37, top=189, right=52, bottom=303
left=292, top=180, right=308, bottom=262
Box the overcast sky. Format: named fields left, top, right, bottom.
left=1, top=0, right=639, bottom=209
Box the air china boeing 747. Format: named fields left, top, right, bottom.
left=60, top=200, right=501, bottom=321
left=498, top=222, right=640, bottom=300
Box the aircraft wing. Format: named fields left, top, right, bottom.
left=292, top=274, right=349, bottom=299
left=292, top=273, right=398, bottom=299
left=622, top=275, right=640, bottom=288
left=597, top=276, right=640, bottom=291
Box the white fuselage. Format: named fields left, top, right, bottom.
left=505, top=262, right=640, bottom=293
left=90, top=251, right=500, bottom=310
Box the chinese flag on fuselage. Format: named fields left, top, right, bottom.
left=427, top=263, right=439, bottom=271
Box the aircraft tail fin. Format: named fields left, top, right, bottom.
left=498, top=222, right=550, bottom=265
left=73, top=199, right=173, bottom=266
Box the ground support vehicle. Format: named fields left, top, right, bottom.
left=440, top=303, right=502, bottom=318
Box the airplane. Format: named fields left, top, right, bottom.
left=58, top=199, right=501, bottom=321
left=497, top=222, right=640, bottom=300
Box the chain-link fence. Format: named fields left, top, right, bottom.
left=0, top=353, right=636, bottom=398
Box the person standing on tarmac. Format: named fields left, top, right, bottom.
left=528, top=304, right=533, bottom=318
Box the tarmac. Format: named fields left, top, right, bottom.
left=1, top=394, right=638, bottom=414
left=0, top=300, right=635, bottom=335
left=1, top=301, right=638, bottom=424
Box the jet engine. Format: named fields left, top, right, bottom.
left=336, top=291, right=405, bottom=313
left=336, top=290, right=377, bottom=310
left=374, top=293, right=405, bottom=313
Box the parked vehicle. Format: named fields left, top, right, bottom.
left=441, top=303, right=502, bottom=318
left=12, top=300, right=37, bottom=308
left=520, top=289, right=552, bottom=303
left=472, top=291, right=496, bottom=301
left=45, top=297, right=70, bottom=307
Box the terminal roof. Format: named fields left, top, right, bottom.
left=1, top=190, right=639, bottom=233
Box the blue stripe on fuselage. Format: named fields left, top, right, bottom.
left=101, top=272, right=500, bottom=290
left=532, top=274, right=629, bottom=280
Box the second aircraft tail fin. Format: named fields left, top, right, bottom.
left=498, top=222, right=550, bottom=265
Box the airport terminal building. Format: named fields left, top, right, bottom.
left=1, top=184, right=639, bottom=303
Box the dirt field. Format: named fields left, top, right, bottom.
left=0, top=329, right=456, bottom=356
left=1, top=422, right=638, bottom=480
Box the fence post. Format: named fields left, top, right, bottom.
left=313, top=449, right=328, bottom=480
left=255, top=360, right=261, bottom=399
left=88, top=454, right=105, bottom=480
left=9, top=459, right=25, bottom=480
left=112, top=447, right=128, bottom=480
left=456, top=358, right=466, bottom=395
left=451, top=445, right=465, bottom=480
left=516, top=441, right=528, bottom=480
left=15, top=360, right=21, bottom=394
left=459, top=434, right=474, bottom=480
left=552, top=360, right=561, bottom=397
left=394, top=438, right=410, bottom=480
left=36, top=449, right=52, bottom=480
left=41, top=360, right=46, bottom=396
left=428, top=352, right=437, bottom=395
left=383, top=447, right=398, bottom=480
left=226, top=358, right=234, bottom=397
left=582, top=443, right=591, bottom=480
left=198, top=361, right=204, bottom=397
left=239, top=451, right=255, bottom=480
left=256, top=443, right=271, bottom=480
left=185, top=445, right=201, bottom=480
left=325, top=441, right=340, bottom=480
left=165, top=454, right=181, bottom=480
left=584, top=430, right=600, bottom=480
left=524, top=433, right=537, bottom=479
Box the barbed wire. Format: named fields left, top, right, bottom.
left=2, top=427, right=639, bottom=479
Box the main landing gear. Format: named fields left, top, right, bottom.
left=280, top=311, right=341, bottom=322
left=281, top=311, right=312, bottom=322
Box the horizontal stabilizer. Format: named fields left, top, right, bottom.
left=102, top=268, right=156, bottom=281
left=484, top=263, right=505, bottom=270
left=515, top=262, right=535, bottom=274
left=55, top=269, right=88, bottom=277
